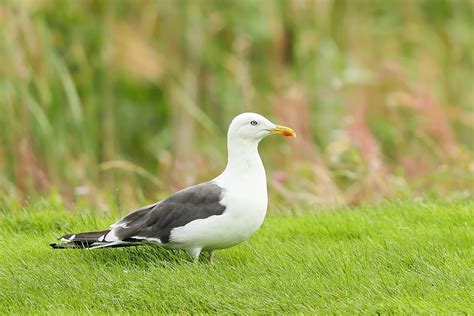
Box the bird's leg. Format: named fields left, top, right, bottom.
left=208, top=251, right=215, bottom=265
left=187, top=248, right=202, bottom=263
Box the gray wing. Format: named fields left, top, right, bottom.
left=111, top=182, right=226, bottom=243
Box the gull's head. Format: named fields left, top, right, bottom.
left=227, top=112, right=296, bottom=144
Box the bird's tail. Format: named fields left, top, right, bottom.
left=50, top=230, right=139, bottom=249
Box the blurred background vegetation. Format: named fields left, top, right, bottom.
left=0, top=0, right=473, bottom=212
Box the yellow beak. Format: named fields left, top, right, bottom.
left=269, top=125, right=296, bottom=137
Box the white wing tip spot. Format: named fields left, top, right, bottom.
left=60, top=234, right=76, bottom=243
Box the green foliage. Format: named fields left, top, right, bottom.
left=0, top=0, right=472, bottom=207
left=0, top=200, right=472, bottom=313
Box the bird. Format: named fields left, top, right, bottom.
left=50, top=112, right=296, bottom=263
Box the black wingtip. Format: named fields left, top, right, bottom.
left=50, top=243, right=65, bottom=249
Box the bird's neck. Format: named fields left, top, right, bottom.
left=217, top=138, right=266, bottom=183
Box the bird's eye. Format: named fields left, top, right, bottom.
left=250, top=120, right=258, bottom=126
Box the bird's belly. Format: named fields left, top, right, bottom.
left=168, top=205, right=267, bottom=251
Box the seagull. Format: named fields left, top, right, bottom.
left=50, top=113, right=296, bottom=263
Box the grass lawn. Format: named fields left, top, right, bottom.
left=0, top=200, right=472, bottom=314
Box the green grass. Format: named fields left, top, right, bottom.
left=0, top=200, right=472, bottom=314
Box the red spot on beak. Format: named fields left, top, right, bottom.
left=283, top=131, right=293, bottom=137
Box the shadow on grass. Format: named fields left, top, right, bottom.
left=60, top=245, right=193, bottom=268
left=55, top=244, right=257, bottom=269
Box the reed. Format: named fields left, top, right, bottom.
left=0, top=0, right=472, bottom=209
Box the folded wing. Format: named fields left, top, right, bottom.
left=105, top=182, right=226, bottom=244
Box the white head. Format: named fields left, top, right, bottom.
left=227, top=112, right=296, bottom=144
